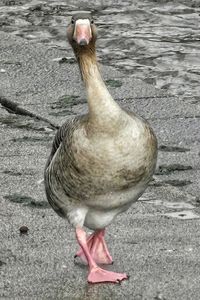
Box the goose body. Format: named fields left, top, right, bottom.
left=44, top=13, right=157, bottom=283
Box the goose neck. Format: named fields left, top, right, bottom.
left=78, top=51, right=121, bottom=128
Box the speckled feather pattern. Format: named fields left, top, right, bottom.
left=44, top=110, right=157, bottom=228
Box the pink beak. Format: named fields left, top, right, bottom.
left=73, top=20, right=92, bottom=46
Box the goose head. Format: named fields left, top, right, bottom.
left=67, top=13, right=97, bottom=53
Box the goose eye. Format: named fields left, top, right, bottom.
left=91, top=19, right=94, bottom=24
left=71, top=19, right=75, bottom=24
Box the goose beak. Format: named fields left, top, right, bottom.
left=73, top=19, right=92, bottom=46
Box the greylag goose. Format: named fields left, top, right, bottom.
left=44, top=13, right=157, bottom=284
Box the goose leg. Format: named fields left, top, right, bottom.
left=75, top=232, right=95, bottom=264
left=75, top=229, right=113, bottom=265
left=76, top=227, right=128, bottom=284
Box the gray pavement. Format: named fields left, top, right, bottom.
left=0, top=31, right=200, bottom=300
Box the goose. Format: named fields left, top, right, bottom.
left=44, top=13, right=157, bottom=284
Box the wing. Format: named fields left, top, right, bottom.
left=45, top=115, right=87, bottom=170
left=44, top=114, right=88, bottom=217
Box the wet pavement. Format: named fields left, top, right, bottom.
left=1, top=1, right=200, bottom=300
left=0, top=0, right=200, bottom=98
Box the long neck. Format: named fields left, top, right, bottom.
left=76, top=48, right=122, bottom=130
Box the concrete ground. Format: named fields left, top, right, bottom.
left=0, top=31, right=200, bottom=300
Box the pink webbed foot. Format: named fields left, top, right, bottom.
left=75, top=227, right=127, bottom=284
left=88, top=266, right=128, bottom=284
left=75, top=230, right=113, bottom=265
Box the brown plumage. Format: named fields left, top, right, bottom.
left=44, top=13, right=157, bottom=284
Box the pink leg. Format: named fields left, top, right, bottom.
left=90, top=230, right=113, bottom=264
left=76, top=227, right=128, bottom=284
left=75, top=232, right=95, bottom=264
left=75, top=229, right=113, bottom=264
